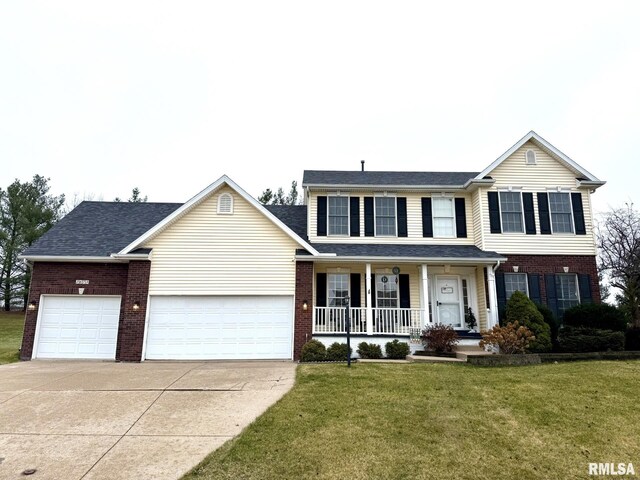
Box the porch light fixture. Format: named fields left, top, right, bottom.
left=132, top=301, right=141, bottom=311
left=302, top=300, right=308, bottom=311
left=28, top=301, right=37, bottom=311
left=513, top=266, right=519, bottom=273
left=563, top=267, right=569, bottom=273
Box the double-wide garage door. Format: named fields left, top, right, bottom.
left=145, top=296, right=293, bottom=360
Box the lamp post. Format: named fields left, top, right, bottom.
left=344, top=296, right=351, bottom=367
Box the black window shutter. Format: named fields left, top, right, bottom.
left=397, top=197, right=408, bottom=237
left=455, top=198, right=467, bottom=238
left=495, top=272, right=506, bottom=323
left=350, top=273, right=361, bottom=307
left=316, top=273, right=327, bottom=307
left=317, top=196, right=327, bottom=236
left=545, top=274, right=559, bottom=319
left=399, top=274, right=410, bottom=308
left=421, top=198, right=433, bottom=237
left=522, top=193, right=536, bottom=234
left=350, top=197, right=360, bottom=237
left=488, top=192, right=501, bottom=233
left=537, top=193, right=551, bottom=235
left=528, top=274, right=541, bottom=304
left=571, top=192, right=586, bottom=235
left=370, top=274, right=376, bottom=308
left=578, top=274, right=593, bottom=304
left=364, top=197, right=374, bottom=237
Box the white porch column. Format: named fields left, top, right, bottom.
left=365, top=263, right=373, bottom=335
left=420, top=264, right=429, bottom=326
left=486, top=265, right=499, bottom=328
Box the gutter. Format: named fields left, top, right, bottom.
left=295, top=254, right=508, bottom=264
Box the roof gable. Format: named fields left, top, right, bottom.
left=476, top=131, right=603, bottom=183
left=119, top=175, right=319, bottom=256
left=302, top=170, right=479, bottom=188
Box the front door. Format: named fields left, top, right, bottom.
left=435, top=276, right=463, bottom=329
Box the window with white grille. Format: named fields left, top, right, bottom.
left=526, top=149, right=536, bottom=165
left=217, top=193, right=233, bottom=214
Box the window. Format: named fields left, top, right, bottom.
left=548, top=192, right=574, bottom=233
left=432, top=197, right=455, bottom=237
left=328, top=274, right=349, bottom=307
left=328, top=196, right=348, bottom=235
left=526, top=149, right=536, bottom=165
left=499, top=192, right=524, bottom=233
left=557, top=274, right=580, bottom=315
left=217, top=193, right=233, bottom=214
left=376, top=274, right=398, bottom=308
left=504, top=273, right=528, bottom=299
left=375, top=197, right=396, bottom=236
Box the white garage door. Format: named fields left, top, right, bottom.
left=146, top=296, right=293, bottom=360
left=35, top=296, right=121, bottom=360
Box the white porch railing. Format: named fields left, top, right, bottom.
left=313, top=307, right=424, bottom=335
left=313, top=307, right=366, bottom=333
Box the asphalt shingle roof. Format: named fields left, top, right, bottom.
left=302, top=170, right=480, bottom=187
left=306, top=243, right=504, bottom=259
left=265, top=205, right=308, bottom=240
left=23, top=201, right=182, bottom=257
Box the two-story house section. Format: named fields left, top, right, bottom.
left=293, top=131, right=604, bottom=352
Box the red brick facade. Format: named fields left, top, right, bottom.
left=294, top=261, right=313, bottom=360
left=21, top=261, right=150, bottom=361
left=496, top=254, right=601, bottom=304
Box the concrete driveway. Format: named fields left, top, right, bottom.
left=0, top=361, right=296, bottom=480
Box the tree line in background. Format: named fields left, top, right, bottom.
left=2, top=174, right=639, bottom=328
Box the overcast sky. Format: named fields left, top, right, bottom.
left=1, top=1, right=638, bottom=214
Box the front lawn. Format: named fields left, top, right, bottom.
left=186, top=361, right=640, bottom=480
left=0, top=311, right=24, bottom=364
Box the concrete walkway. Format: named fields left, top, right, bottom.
left=0, top=360, right=296, bottom=480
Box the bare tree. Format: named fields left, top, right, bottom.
left=597, top=203, right=640, bottom=327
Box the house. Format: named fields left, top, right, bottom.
left=19, top=131, right=604, bottom=361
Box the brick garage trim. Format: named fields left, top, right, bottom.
left=496, top=254, right=601, bottom=304
left=21, top=261, right=151, bottom=362
left=294, top=261, right=313, bottom=360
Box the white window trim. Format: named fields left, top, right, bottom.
left=504, top=272, right=529, bottom=299
left=432, top=194, right=457, bottom=238
left=557, top=273, right=581, bottom=306
left=373, top=193, right=398, bottom=238
left=547, top=191, right=575, bottom=235
left=327, top=272, right=351, bottom=307
left=327, top=194, right=350, bottom=237
left=217, top=193, right=234, bottom=214
left=375, top=273, right=399, bottom=308
left=497, top=189, right=526, bottom=234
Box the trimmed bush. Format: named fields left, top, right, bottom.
left=325, top=342, right=352, bottom=361
left=421, top=324, right=458, bottom=353
left=625, top=328, right=640, bottom=351
left=357, top=342, right=383, bottom=359
left=506, top=291, right=551, bottom=352
left=480, top=321, right=535, bottom=354
left=557, top=326, right=625, bottom=353
left=536, top=303, right=558, bottom=344
left=385, top=340, right=410, bottom=359
left=300, top=340, right=326, bottom=362
left=563, top=303, right=627, bottom=332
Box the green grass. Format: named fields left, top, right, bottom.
left=0, top=311, right=24, bottom=364
left=185, top=361, right=640, bottom=480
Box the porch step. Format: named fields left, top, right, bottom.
left=407, top=354, right=464, bottom=363
left=453, top=345, right=491, bottom=361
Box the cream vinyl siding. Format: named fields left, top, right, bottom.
left=472, top=189, right=484, bottom=249
left=145, top=186, right=299, bottom=295
left=480, top=142, right=597, bottom=255
left=308, top=191, right=475, bottom=245
left=475, top=267, right=488, bottom=331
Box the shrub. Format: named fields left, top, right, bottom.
left=557, top=326, right=625, bottom=353
left=385, top=339, right=410, bottom=359
left=300, top=340, right=326, bottom=362
left=563, top=303, right=628, bottom=332
left=480, top=321, right=535, bottom=354
left=536, top=303, right=558, bottom=344
left=357, top=342, right=382, bottom=359
left=506, top=291, right=551, bottom=352
left=465, top=307, right=477, bottom=331
left=325, top=342, right=352, bottom=361
left=421, top=324, right=458, bottom=353
left=626, top=328, right=640, bottom=351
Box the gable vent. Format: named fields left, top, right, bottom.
left=526, top=149, right=536, bottom=165
left=217, top=193, right=234, bottom=214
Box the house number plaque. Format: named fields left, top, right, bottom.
left=441, top=286, right=454, bottom=294
left=76, top=280, right=90, bottom=285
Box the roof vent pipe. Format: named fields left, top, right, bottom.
left=361, top=160, right=365, bottom=172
